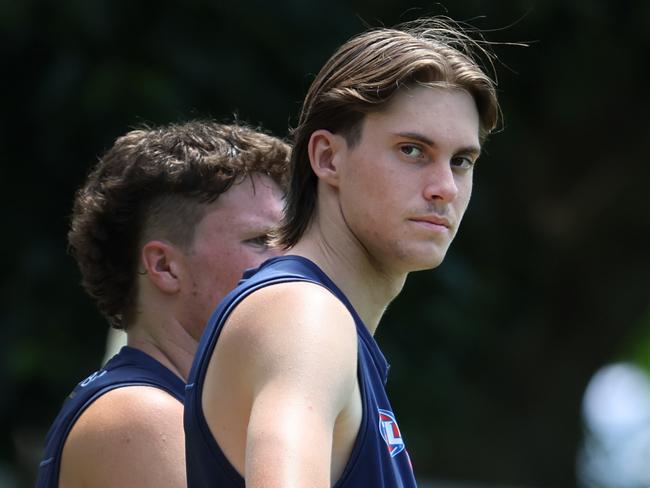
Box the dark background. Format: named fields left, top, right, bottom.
left=2, top=0, right=649, bottom=486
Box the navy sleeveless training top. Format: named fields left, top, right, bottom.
left=36, top=346, right=185, bottom=488
left=184, top=255, right=417, bottom=487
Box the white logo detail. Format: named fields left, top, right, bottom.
left=79, top=370, right=107, bottom=387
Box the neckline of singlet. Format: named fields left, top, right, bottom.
left=108, top=346, right=186, bottom=399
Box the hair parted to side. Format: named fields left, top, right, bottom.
left=276, top=17, right=500, bottom=249
left=68, top=120, right=291, bottom=329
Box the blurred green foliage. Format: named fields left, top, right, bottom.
left=2, top=0, right=649, bottom=486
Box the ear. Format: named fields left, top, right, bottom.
left=307, top=129, right=346, bottom=188
left=140, top=240, right=183, bottom=294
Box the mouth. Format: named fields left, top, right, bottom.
left=408, top=216, right=452, bottom=231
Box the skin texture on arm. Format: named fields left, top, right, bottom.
left=202, top=281, right=360, bottom=488
left=58, top=386, right=186, bottom=488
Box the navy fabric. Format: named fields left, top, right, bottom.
left=36, top=346, right=185, bottom=488
left=184, top=255, right=417, bottom=487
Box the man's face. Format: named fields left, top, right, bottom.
left=336, top=85, right=480, bottom=274
left=180, top=173, right=283, bottom=340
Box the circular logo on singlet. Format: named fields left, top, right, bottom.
left=378, top=408, right=405, bottom=457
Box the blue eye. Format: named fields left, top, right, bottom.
left=451, top=156, right=475, bottom=170
left=245, top=235, right=271, bottom=250
left=400, top=144, right=424, bottom=159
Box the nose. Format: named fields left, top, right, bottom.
left=422, top=161, right=459, bottom=202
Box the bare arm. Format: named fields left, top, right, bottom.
left=59, top=386, right=186, bottom=488
left=204, top=281, right=358, bottom=487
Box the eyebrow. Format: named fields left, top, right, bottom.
left=394, top=131, right=482, bottom=158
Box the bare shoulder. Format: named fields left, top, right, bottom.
left=60, top=386, right=185, bottom=488
left=225, top=281, right=358, bottom=364
left=202, top=281, right=361, bottom=476
left=228, top=280, right=355, bottom=337
left=216, top=280, right=359, bottom=400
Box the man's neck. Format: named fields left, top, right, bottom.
left=126, top=320, right=198, bottom=382
left=290, top=218, right=407, bottom=335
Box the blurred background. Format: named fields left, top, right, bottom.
left=2, top=0, right=649, bottom=486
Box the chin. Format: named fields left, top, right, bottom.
left=411, top=258, right=444, bottom=272
left=397, top=252, right=446, bottom=273
left=379, top=240, right=448, bottom=273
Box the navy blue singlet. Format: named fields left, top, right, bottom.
left=36, top=346, right=185, bottom=488
left=184, top=256, right=417, bottom=487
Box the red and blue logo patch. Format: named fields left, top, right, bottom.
left=378, top=408, right=405, bottom=457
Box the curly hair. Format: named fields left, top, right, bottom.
left=276, top=17, right=500, bottom=248
left=68, top=121, right=290, bottom=329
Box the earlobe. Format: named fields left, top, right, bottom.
left=141, top=241, right=181, bottom=294
left=308, top=129, right=345, bottom=187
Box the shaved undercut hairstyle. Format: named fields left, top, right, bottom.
left=277, top=17, right=500, bottom=248
left=68, top=121, right=291, bottom=329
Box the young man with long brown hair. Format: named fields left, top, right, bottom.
left=185, top=19, right=500, bottom=487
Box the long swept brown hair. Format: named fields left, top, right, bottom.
left=277, top=18, right=500, bottom=249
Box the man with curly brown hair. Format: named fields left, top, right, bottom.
left=36, top=120, right=290, bottom=488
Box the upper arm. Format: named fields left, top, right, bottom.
left=204, top=281, right=358, bottom=487
left=59, top=386, right=185, bottom=488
